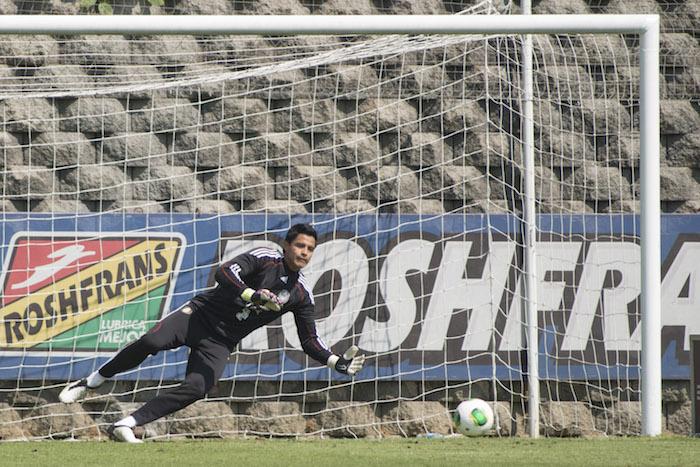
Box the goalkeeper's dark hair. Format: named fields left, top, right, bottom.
left=286, top=223, right=317, bottom=244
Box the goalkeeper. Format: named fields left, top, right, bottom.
left=59, top=223, right=365, bottom=443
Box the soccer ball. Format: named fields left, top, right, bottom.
left=453, top=398, right=494, bottom=437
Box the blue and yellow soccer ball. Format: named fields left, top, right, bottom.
left=454, top=398, right=494, bottom=437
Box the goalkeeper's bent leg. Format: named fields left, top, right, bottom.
left=127, top=337, right=231, bottom=426
left=128, top=370, right=210, bottom=426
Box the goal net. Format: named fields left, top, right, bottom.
left=0, top=5, right=661, bottom=440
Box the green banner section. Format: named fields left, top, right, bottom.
left=35, top=286, right=166, bottom=351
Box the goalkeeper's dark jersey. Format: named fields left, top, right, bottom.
left=188, top=247, right=332, bottom=365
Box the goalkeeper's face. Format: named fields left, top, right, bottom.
left=283, top=233, right=316, bottom=272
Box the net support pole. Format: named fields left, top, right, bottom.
left=519, top=0, right=540, bottom=440
left=639, top=17, right=661, bottom=437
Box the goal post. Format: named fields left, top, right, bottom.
left=0, top=12, right=661, bottom=439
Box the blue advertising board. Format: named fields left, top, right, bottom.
left=0, top=213, right=698, bottom=382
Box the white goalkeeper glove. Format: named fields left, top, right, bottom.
left=241, top=288, right=282, bottom=311
left=326, top=345, right=365, bottom=376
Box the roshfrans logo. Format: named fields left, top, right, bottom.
left=0, top=232, right=184, bottom=352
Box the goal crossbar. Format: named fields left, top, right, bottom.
left=0, top=14, right=660, bottom=36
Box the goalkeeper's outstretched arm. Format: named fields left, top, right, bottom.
left=295, top=306, right=365, bottom=377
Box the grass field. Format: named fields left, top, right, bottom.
left=3, top=436, right=699, bottom=466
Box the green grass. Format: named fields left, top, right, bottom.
left=4, top=436, right=700, bottom=466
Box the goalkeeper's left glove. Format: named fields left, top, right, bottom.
left=241, top=288, right=282, bottom=311
left=326, top=345, right=365, bottom=376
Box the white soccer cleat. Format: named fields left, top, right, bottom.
left=58, top=378, right=89, bottom=403
left=114, top=425, right=143, bottom=443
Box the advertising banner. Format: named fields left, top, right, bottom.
left=0, top=213, right=697, bottom=382
left=1, top=233, right=184, bottom=351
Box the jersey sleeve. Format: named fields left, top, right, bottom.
left=214, top=251, right=259, bottom=292
left=294, top=296, right=333, bottom=365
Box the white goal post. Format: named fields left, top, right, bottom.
left=0, top=12, right=661, bottom=438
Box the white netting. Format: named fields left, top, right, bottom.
left=0, top=4, right=654, bottom=440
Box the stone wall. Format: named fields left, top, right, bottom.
left=0, top=0, right=696, bottom=215
left=0, top=379, right=692, bottom=439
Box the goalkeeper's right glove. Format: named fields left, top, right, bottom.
left=326, top=345, right=365, bottom=376
left=241, top=288, right=282, bottom=311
